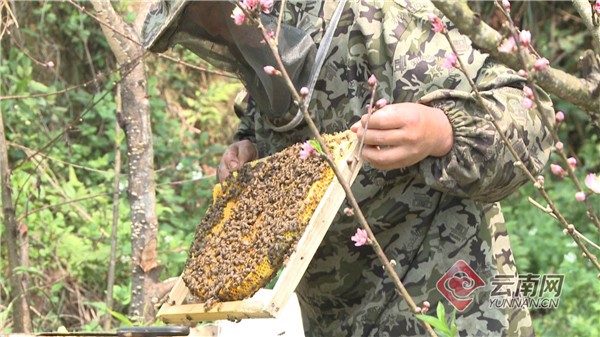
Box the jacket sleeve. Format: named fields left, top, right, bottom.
left=417, top=59, right=555, bottom=202
left=232, top=91, right=257, bottom=143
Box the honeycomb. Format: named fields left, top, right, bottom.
left=182, top=131, right=355, bottom=309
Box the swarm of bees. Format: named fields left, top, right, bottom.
left=182, top=131, right=354, bottom=309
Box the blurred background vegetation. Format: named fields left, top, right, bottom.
left=0, top=1, right=598, bottom=335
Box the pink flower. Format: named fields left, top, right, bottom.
left=575, top=192, right=586, bottom=202
left=428, top=14, right=445, bottom=33
left=498, top=37, right=516, bottom=53
left=344, top=207, right=354, bottom=216
left=585, top=173, right=600, bottom=194
left=231, top=6, right=247, bottom=26
left=555, top=111, right=565, bottom=123
left=442, top=52, right=458, bottom=69
left=550, top=164, right=566, bottom=177
left=534, top=58, right=549, bottom=71
left=375, top=98, right=388, bottom=109
left=502, top=0, right=511, bottom=11
left=258, top=0, right=273, bottom=13
left=519, top=30, right=531, bottom=48
left=263, top=65, right=280, bottom=76
left=299, top=141, right=317, bottom=159
left=595, top=0, right=600, bottom=15
left=521, top=97, right=534, bottom=109
left=351, top=228, right=369, bottom=247
left=567, top=157, right=577, bottom=169
left=242, top=0, right=272, bottom=14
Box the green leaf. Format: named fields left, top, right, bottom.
left=437, top=301, right=446, bottom=322
left=415, top=314, right=450, bottom=333
left=29, top=80, right=49, bottom=93
left=309, top=139, right=323, bottom=154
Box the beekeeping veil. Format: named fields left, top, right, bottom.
left=142, top=1, right=316, bottom=126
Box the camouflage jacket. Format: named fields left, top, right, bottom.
left=233, top=1, right=555, bottom=336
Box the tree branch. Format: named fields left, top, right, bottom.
left=432, top=0, right=600, bottom=122
left=572, top=0, right=600, bottom=55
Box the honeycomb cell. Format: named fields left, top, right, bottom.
left=182, top=131, right=354, bottom=308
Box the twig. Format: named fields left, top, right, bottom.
left=572, top=0, right=600, bottom=55
left=8, top=142, right=113, bottom=175
left=353, top=82, right=378, bottom=172
left=16, top=192, right=111, bottom=222
left=494, top=0, right=600, bottom=231
left=0, top=75, right=107, bottom=101
left=11, top=53, right=143, bottom=171
left=494, top=1, right=600, bottom=231
left=155, top=53, right=237, bottom=78
left=442, top=29, right=600, bottom=272
left=275, top=0, right=286, bottom=41
left=242, top=6, right=438, bottom=337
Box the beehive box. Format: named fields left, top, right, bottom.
left=157, top=131, right=360, bottom=323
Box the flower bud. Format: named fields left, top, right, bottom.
left=555, top=111, right=565, bottom=124
left=517, top=69, right=528, bottom=77
left=534, top=58, right=549, bottom=71
left=521, top=97, right=533, bottom=109
left=263, top=65, right=280, bottom=76
left=567, top=157, right=577, bottom=169
left=502, top=0, right=511, bottom=11
left=575, top=192, right=586, bottom=202
left=519, top=30, right=531, bottom=48
left=300, top=87, right=309, bottom=98
left=567, top=224, right=575, bottom=233
left=375, top=98, right=388, bottom=109
left=555, top=141, right=563, bottom=151
left=344, top=207, right=354, bottom=216
left=368, top=74, right=377, bottom=87
left=523, top=86, right=534, bottom=99
left=550, top=164, right=565, bottom=177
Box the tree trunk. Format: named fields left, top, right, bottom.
left=0, top=102, right=32, bottom=332
left=89, top=0, right=160, bottom=323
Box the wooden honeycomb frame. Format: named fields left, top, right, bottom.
left=157, top=133, right=360, bottom=324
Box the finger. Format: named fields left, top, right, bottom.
left=354, top=128, right=404, bottom=146
left=218, top=146, right=240, bottom=181
left=223, top=146, right=241, bottom=171
left=237, top=140, right=258, bottom=165
left=360, top=105, right=415, bottom=130
left=217, top=160, right=230, bottom=182
left=361, top=145, right=422, bottom=170
left=350, top=120, right=361, bottom=132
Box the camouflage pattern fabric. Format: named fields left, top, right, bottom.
left=144, top=0, right=554, bottom=336
left=233, top=1, right=554, bottom=336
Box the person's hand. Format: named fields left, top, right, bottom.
left=217, top=140, right=258, bottom=182
left=350, top=102, right=453, bottom=170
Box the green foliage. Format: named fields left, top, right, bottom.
left=415, top=302, right=458, bottom=337
left=0, top=2, right=240, bottom=330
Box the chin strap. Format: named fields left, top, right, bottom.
left=269, top=0, right=348, bottom=133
